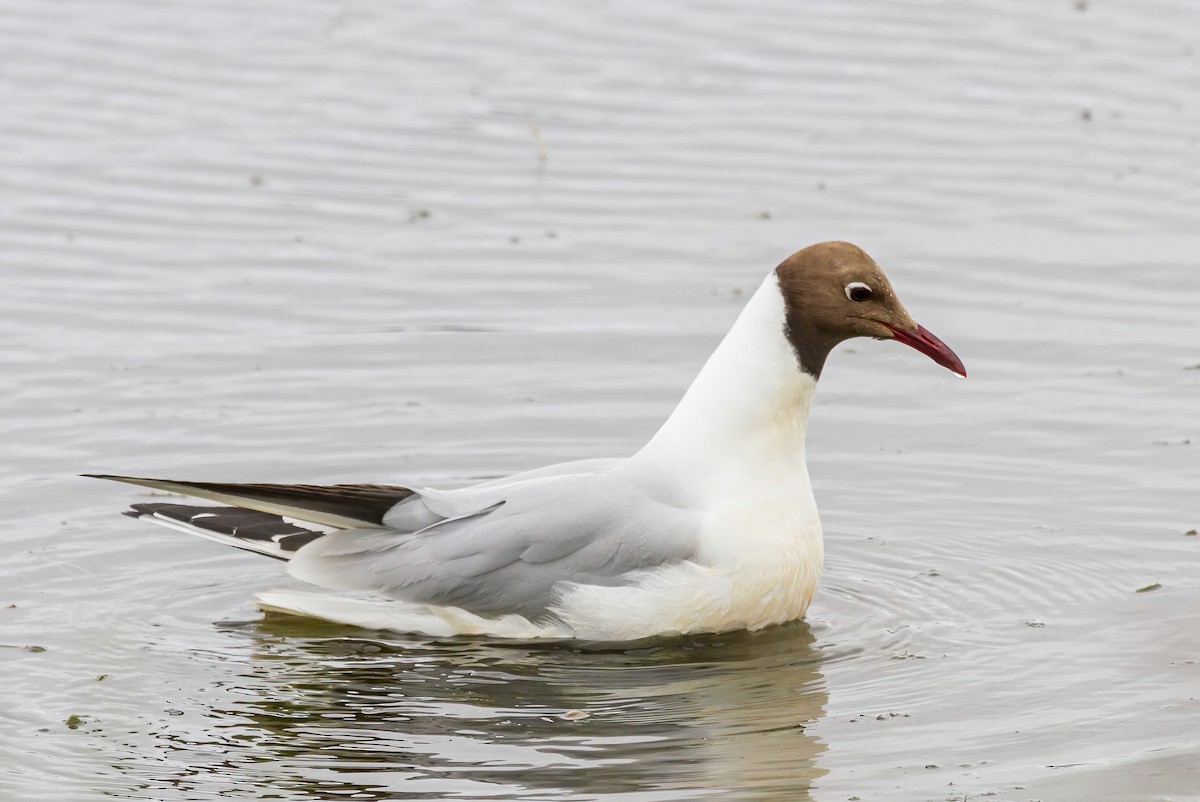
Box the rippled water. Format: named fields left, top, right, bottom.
left=3, top=0, right=1199, bottom=799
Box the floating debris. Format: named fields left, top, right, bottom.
left=558, top=710, right=590, bottom=721
left=531, top=122, right=548, bottom=170
left=1135, top=583, right=1163, bottom=593
left=64, top=715, right=84, bottom=729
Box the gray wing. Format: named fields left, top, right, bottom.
left=286, top=470, right=701, bottom=620
left=379, top=457, right=628, bottom=530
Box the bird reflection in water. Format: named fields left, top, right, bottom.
left=123, top=616, right=830, bottom=800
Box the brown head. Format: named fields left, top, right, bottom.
left=774, top=241, right=966, bottom=379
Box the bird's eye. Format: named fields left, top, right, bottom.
left=846, top=282, right=873, bottom=302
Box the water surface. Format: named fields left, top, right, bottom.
left=2, top=1, right=1199, bottom=799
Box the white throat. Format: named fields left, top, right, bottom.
left=632, top=272, right=817, bottom=497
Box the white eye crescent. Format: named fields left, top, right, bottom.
left=845, top=282, right=874, bottom=302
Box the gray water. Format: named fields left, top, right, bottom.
left=2, top=1, right=1199, bottom=799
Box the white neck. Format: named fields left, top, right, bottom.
left=631, top=273, right=817, bottom=497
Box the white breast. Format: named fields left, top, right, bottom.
left=554, top=464, right=824, bottom=641
left=551, top=272, right=827, bottom=641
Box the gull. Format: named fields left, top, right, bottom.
left=88, top=242, right=965, bottom=641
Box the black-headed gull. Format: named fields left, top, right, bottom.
left=89, top=242, right=965, bottom=640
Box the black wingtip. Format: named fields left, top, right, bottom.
left=85, top=475, right=415, bottom=528
left=83, top=473, right=160, bottom=485
left=121, top=499, right=164, bottom=518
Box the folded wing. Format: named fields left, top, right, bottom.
left=288, top=471, right=701, bottom=621
left=91, top=465, right=701, bottom=624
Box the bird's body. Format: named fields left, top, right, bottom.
left=90, top=242, right=964, bottom=641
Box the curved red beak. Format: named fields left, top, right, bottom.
left=882, top=322, right=966, bottom=378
